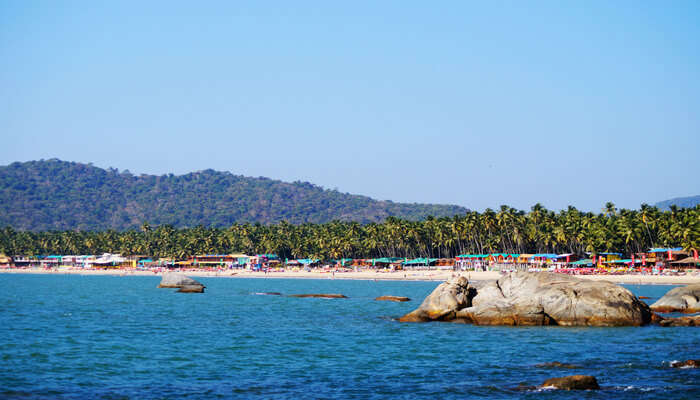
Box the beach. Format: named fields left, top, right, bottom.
left=2, top=267, right=699, bottom=284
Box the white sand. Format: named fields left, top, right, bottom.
left=2, top=267, right=699, bottom=284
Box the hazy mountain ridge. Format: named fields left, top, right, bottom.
left=655, top=195, right=700, bottom=210
left=0, top=160, right=469, bottom=231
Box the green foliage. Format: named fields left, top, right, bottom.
left=0, top=160, right=468, bottom=230
left=1, top=203, right=697, bottom=260
left=1, top=161, right=697, bottom=260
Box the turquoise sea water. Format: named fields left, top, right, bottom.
left=0, top=274, right=698, bottom=399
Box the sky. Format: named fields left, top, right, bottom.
left=2, top=1, right=699, bottom=212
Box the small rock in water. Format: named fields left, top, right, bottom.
left=177, top=285, right=205, bottom=293
left=289, top=294, right=347, bottom=299
left=375, top=296, right=411, bottom=302
left=508, top=383, right=536, bottom=392
left=670, top=359, right=699, bottom=368
left=535, top=362, right=581, bottom=369
left=539, top=375, right=599, bottom=390
left=657, top=315, right=700, bottom=327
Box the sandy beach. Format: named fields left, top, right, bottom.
left=2, top=267, right=699, bottom=285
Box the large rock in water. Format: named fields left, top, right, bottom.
left=399, top=276, right=473, bottom=322
left=400, top=272, right=653, bottom=326
left=650, top=284, right=700, bottom=313
left=158, top=273, right=205, bottom=293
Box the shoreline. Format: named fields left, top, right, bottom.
left=1, top=267, right=700, bottom=285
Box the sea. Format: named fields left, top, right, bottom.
left=0, top=274, right=698, bottom=399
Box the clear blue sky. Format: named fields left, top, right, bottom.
left=2, top=1, right=698, bottom=212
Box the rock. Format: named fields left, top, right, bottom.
left=375, top=296, right=411, bottom=302
left=508, top=383, right=537, bottom=392
left=656, top=315, right=700, bottom=327
left=540, top=375, right=599, bottom=390
left=651, top=312, right=666, bottom=324
left=650, top=284, right=700, bottom=313
left=670, top=359, right=699, bottom=368
left=289, top=294, right=347, bottom=299
left=400, top=272, right=652, bottom=326
left=158, top=273, right=204, bottom=289
left=398, top=276, right=473, bottom=322
left=177, top=285, right=205, bottom=293
left=535, top=362, right=581, bottom=369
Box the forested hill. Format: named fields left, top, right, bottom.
left=0, top=160, right=469, bottom=231
left=655, top=195, right=700, bottom=211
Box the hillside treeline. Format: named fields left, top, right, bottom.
left=0, top=160, right=468, bottom=230
left=1, top=203, right=697, bottom=259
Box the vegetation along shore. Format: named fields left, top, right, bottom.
left=1, top=202, right=696, bottom=260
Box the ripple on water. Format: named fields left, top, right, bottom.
left=0, top=275, right=697, bottom=399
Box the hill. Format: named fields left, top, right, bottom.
left=0, top=160, right=469, bottom=231
left=655, top=195, right=700, bottom=211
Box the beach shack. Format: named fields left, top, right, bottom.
left=190, top=254, right=250, bottom=269
left=286, top=259, right=321, bottom=270
left=435, top=258, right=456, bottom=270
left=332, top=258, right=354, bottom=267
left=368, top=257, right=404, bottom=269
left=92, top=253, right=127, bottom=268
left=487, top=253, right=518, bottom=263
left=530, top=254, right=558, bottom=267
left=643, top=247, right=687, bottom=267
left=0, top=254, right=12, bottom=267
left=587, top=252, right=622, bottom=267
left=455, top=254, right=489, bottom=270
left=671, top=255, right=700, bottom=269
left=554, top=253, right=582, bottom=264
left=515, top=254, right=533, bottom=264
left=403, top=258, right=438, bottom=270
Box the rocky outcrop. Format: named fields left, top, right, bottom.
left=158, top=273, right=205, bottom=293
left=670, top=359, right=699, bottom=368
left=375, top=296, right=411, bottom=302
left=540, top=375, right=599, bottom=390
left=289, top=294, right=347, bottom=299
left=650, top=284, right=700, bottom=313
left=400, top=272, right=653, bottom=326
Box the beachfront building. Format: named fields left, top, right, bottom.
left=0, top=254, right=12, bottom=267
left=586, top=252, right=622, bottom=266
left=403, top=258, right=439, bottom=270
left=455, top=254, right=489, bottom=270
left=191, top=254, right=240, bottom=268
left=670, top=250, right=700, bottom=269
left=640, top=247, right=688, bottom=267
left=92, top=253, right=128, bottom=268
left=285, top=259, right=321, bottom=270
left=370, top=257, right=405, bottom=269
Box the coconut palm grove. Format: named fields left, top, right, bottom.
left=1, top=202, right=697, bottom=260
